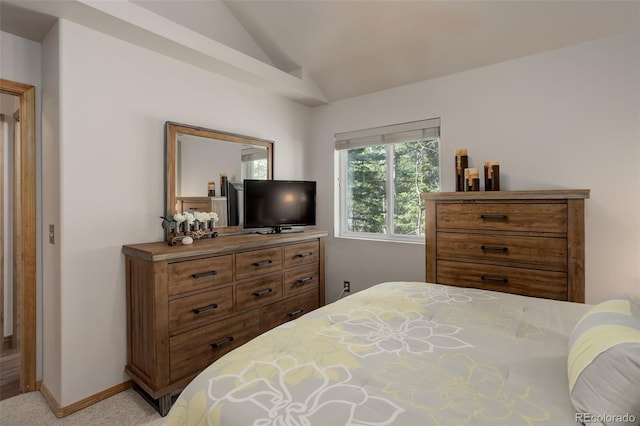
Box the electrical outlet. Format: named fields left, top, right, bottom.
left=343, top=281, right=351, bottom=293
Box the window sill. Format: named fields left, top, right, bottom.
left=335, top=233, right=425, bottom=245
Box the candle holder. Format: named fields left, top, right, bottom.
left=455, top=149, right=468, bottom=192
left=484, top=161, right=500, bottom=191
left=465, top=168, right=480, bottom=191
left=220, top=173, right=228, bottom=197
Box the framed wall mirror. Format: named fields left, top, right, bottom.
left=165, top=122, right=273, bottom=233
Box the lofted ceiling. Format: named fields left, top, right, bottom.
left=221, top=0, right=640, bottom=101
left=1, top=0, right=639, bottom=104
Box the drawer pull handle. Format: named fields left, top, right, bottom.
left=192, top=270, right=217, bottom=279
left=253, top=288, right=273, bottom=297
left=288, top=309, right=304, bottom=317
left=296, top=276, right=314, bottom=284
left=192, top=304, right=218, bottom=315
left=481, top=275, right=509, bottom=284
left=296, top=252, right=313, bottom=258
left=252, top=259, right=273, bottom=267
left=480, top=214, right=508, bottom=220
left=211, top=336, right=234, bottom=349
left=481, top=245, right=509, bottom=252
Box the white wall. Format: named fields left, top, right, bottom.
left=0, top=30, right=43, bottom=380
left=309, top=31, right=640, bottom=305
left=42, top=21, right=62, bottom=402
left=178, top=137, right=243, bottom=196
left=43, top=19, right=311, bottom=407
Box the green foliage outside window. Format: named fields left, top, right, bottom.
left=346, top=145, right=386, bottom=233
left=345, top=139, right=439, bottom=237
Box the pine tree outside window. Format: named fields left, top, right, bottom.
left=335, top=118, right=440, bottom=242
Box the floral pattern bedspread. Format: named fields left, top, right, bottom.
left=165, top=282, right=589, bottom=425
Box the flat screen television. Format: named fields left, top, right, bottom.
left=244, top=179, right=316, bottom=233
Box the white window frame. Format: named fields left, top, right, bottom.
left=335, top=118, right=441, bottom=244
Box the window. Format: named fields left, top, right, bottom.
left=241, top=147, right=268, bottom=180
left=336, top=118, right=440, bottom=242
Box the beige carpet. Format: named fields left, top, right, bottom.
left=0, top=388, right=165, bottom=426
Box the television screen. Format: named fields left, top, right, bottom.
left=244, top=180, right=316, bottom=233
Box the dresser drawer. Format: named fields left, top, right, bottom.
left=284, top=264, right=319, bottom=296
left=236, top=247, right=283, bottom=280
left=284, top=241, right=319, bottom=269
left=236, top=273, right=283, bottom=311
left=180, top=200, right=211, bottom=212
left=167, top=255, right=233, bottom=296
left=437, top=260, right=567, bottom=300
left=437, top=232, right=567, bottom=269
left=169, top=310, right=259, bottom=382
left=260, top=289, right=319, bottom=332
left=168, top=286, right=234, bottom=334
left=436, top=203, right=567, bottom=233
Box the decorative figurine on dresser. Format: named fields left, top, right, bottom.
left=422, top=189, right=589, bottom=303
left=123, top=122, right=326, bottom=415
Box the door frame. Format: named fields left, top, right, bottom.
left=0, top=78, right=36, bottom=393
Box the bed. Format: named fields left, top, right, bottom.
left=165, top=281, right=625, bottom=425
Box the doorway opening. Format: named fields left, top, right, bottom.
left=0, top=79, right=36, bottom=400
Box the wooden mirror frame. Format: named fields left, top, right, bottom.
left=165, top=121, right=274, bottom=234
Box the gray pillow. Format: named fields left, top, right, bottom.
left=568, top=297, right=640, bottom=425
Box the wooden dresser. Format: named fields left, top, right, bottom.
left=122, top=230, right=327, bottom=415
left=422, top=190, right=589, bottom=303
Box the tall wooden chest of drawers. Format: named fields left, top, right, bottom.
left=122, top=230, right=327, bottom=415
left=422, top=190, right=589, bottom=302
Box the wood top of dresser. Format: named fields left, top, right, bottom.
left=123, top=230, right=328, bottom=262
left=421, top=189, right=590, bottom=201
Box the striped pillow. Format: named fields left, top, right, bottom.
left=568, top=298, right=640, bottom=424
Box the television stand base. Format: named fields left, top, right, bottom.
left=255, top=226, right=303, bottom=235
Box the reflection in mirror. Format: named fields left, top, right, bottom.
left=165, top=122, right=273, bottom=233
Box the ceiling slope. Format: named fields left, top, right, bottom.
left=2, top=1, right=638, bottom=105
left=225, top=0, right=640, bottom=101
left=1, top=0, right=328, bottom=106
